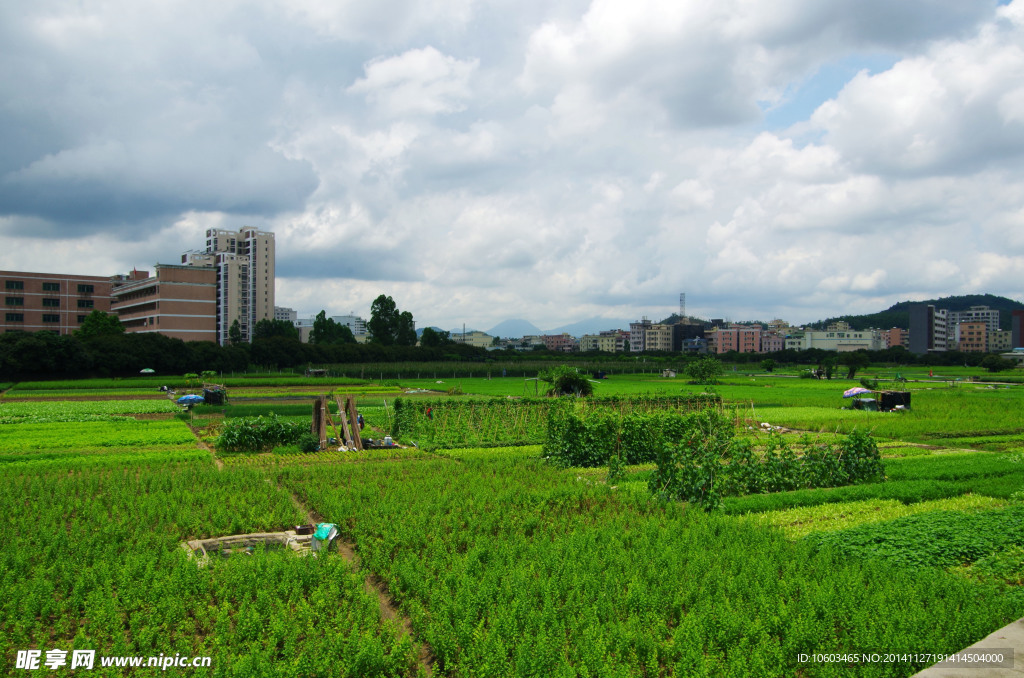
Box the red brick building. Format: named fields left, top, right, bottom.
left=1, top=270, right=115, bottom=335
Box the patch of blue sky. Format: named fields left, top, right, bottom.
left=759, top=53, right=900, bottom=131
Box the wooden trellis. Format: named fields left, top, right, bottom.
left=311, top=394, right=364, bottom=450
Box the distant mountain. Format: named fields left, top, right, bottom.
left=808, top=294, right=1024, bottom=331
left=542, top=317, right=633, bottom=337
left=487, top=319, right=542, bottom=338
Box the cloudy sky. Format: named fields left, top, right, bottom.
left=2, top=0, right=1023, bottom=331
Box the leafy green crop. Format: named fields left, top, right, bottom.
left=806, top=505, right=1024, bottom=570
left=215, top=414, right=311, bottom=454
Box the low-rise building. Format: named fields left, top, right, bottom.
left=989, top=329, right=1012, bottom=353
left=949, top=306, right=1000, bottom=337
left=882, top=327, right=908, bottom=349
left=541, top=333, right=577, bottom=352
left=274, top=306, right=297, bottom=323
left=1, top=270, right=116, bottom=335
left=708, top=325, right=762, bottom=354
left=955, top=321, right=987, bottom=352
left=799, top=324, right=883, bottom=352
left=110, top=265, right=217, bottom=342
left=453, top=330, right=495, bottom=349
left=760, top=333, right=785, bottom=353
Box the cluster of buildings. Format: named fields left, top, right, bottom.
left=4, top=237, right=1024, bottom=364
left=2, top=227, right=276, bottom=344
left=436, top=307, right=1024, bottom=361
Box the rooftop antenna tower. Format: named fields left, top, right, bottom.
left=679, top=293, right=686, bottom=321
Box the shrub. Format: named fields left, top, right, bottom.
left=650, top=421, right=884, bottom=511
left=539, top=365, right=594, bottom=397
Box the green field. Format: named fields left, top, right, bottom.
left=1, top=369, right=1022, bottom=676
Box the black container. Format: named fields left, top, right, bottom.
left=880, top=391, right=911, bottom=411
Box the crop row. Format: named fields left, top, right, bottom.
left=720, top=452, right=1024, bottom=515
left=390, top=394, right=721, bottom=450
left=279, top=457, right=1019, bottom=677
left=0, top=399, right=178, bottom=423
left=10, top=375, right=377, bottom=390
left=0, top=420, right=197, bottom=452
left=0, top=461, right=418, bottom=676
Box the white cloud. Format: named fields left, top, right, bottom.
left=810, top=7, right=1024, bottom=175
left=348, top=47, right=479, bottom=117
left=2, top=0, right=1024, bottom=330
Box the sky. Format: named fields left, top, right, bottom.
left=2, top=0, right=1023, bottom=331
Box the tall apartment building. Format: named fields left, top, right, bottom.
left=110, top=266, right=217, bottom=341
left=1013, top=311, right=1024, bottom=349
left=183, top=227, right=275, bottom=345
left=629, top=318, right=653, bottom=352
left=1, top=270, right=115, bottom=335
left=909, top=305, right=949, bottom=354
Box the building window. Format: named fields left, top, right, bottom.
left=77, top=299, right=94, bottom=308
left=42, top=282, right=60, bottom=291
left=77, top=315, right=87, bottom=323
left=42, top=314, right=60, bottom=323
left=5, top=313, right=24, bottom=322
left=42, top=298, right=60, bottom=307
left=77, top=284, right=94, bottom=294
left=5, top=280, right=24, bottom=290
left=6, top=297, right=24, bottom=306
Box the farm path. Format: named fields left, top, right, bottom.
left=276, top=478, right=436, bottom=677
left=185, top=421, right=225, bottom=470
left=180, top=411, right=435, bottom=674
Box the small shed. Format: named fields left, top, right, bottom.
left=202, top=383, right=228, bottom=405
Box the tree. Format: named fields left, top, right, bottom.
left=686, top=356, right=723, bottom=385
left=842, top=351, right=872, bottom=379
left=253, top=318, right=299, bottom=341
left=75, top=310, right=124, bottom=338
left=368, top=295, right=399, bottom=346
left=980, top=354, right=1016, bottom=373
left=228, top=319, right=243, bottom=345
left=396, top=311, right=417, bottom=346
left=310, top=311, right=358, bottom=345
left=367, top=295, right=415, bottom=346
left=419, top=327, right=453, bottom=348
left=760, top=358, right=777, bottom=373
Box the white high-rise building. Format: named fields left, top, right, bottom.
left=182, top=227, right=275, bottom=344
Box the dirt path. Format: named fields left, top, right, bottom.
left=276, top=479, right=436, bottom=677
left=180, top=414, right=435, bottom=674
left=185, top=421, right=224, bottom=470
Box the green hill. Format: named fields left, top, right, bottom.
left=808, top=294, right=1024, bottom=331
